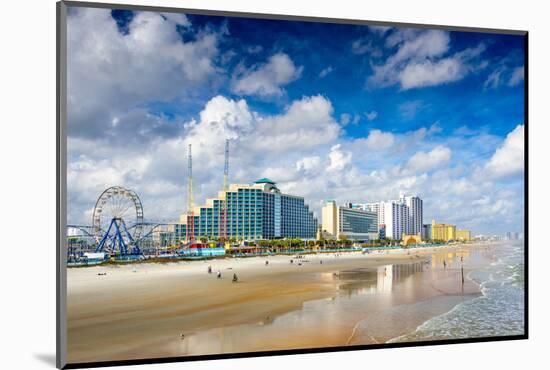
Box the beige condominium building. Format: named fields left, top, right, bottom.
left=431, top=219, right=457, bottom=242
left=456, top=229, right=472, bottom=241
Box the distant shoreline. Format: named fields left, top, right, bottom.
left=67, top=241, right=485, bottom=268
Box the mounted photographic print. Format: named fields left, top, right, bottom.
left=56, top=1, right=528, bottom=368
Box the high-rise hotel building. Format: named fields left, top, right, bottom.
left=357, top=193, right=423, bottom=240
left=399, top=193, right=423, bottom=236
left=178, top=178, right=317, bottom=241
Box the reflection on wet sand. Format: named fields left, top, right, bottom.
left=181, top=257, right=478, bottom=355
left=335, top=261, right=427, bottom=296
left=377, top=265, right=393, bottom=292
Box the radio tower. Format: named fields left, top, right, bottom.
left=219, top=139, right=229, bottom=242
left=186, top=144, right=195, bottom=243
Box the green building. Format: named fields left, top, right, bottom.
left=178, top=179, right=317, bottom=241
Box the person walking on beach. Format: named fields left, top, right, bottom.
left=217, top=270, right=222, bottom=279
left=443, top=260, right=447, bottom=269
left=265, top=260, right=269, bottom=266
left=232, top=273, right=238, bottom=283
left=207, top=265, right=212, bottom=274
left=290, top=259, right=293, bottom=264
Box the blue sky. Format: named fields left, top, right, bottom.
left=66, top=6, right=525, bottom=235
left=118, top=11, right=525, bottom=135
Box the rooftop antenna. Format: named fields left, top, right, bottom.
left=220, top=139, right=229, bottom=241
left=223, top=139, right=229, bottom=191
left=187, top=144, right=195, bottom=243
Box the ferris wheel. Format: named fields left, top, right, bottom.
left=92, top=186, right=144, bottom=254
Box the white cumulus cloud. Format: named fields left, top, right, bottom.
left=485, top=124, right=524, bottom=178
left=406, top=145, right=452, bottom=173
left=296, top=156, right=322, bottom=173
left=250, top=95, right=340, bottom=153
left=363, top=129, right=395, bottom=150
left=327, top=144, right=353, bottom=172
left=67, top=7, right=221, bottom=141
left=399, top=58, right=465, bottom=89
left=368, top=29, right=485, bottom=90
left=232, top=53, right=303, bottom=97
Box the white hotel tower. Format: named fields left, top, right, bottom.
left=399, top=192, right=423, bottom=236
left=358, top=193, right=423, bottom=240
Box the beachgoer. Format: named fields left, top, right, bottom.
left=443, top=260, right=447, bottom=268
left=320, top=260, right=323, bottom=264
left=232, top=273, right=238, bottom=283
left=217, top=270, right=221, bottom=279
left=290, top=259, right=293, bottom=264
left=265, top=260, right=269, bottom=266
left=207, top=265, right=212, bottom=274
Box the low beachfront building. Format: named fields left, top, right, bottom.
left=178, top=178, right=317, bottom=241
left=422, top=224, right=432, bottom=240
left=431, top=219, right=457, bottom=242
left=402, top=233, right=422, bottom=246
left=378, top=224, right=386, bottom=240
left=321, top=201, right=378, bottom=241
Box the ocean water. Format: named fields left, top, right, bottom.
left=389, top=241, right=525, bottom=343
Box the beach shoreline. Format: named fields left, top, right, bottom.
left=67, top=243, right=492, bottom=363
left=67, top=243, right=480, bottom=268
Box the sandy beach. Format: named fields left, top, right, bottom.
left=67, top=244, right=494, bottom=363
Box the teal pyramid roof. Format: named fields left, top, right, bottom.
left=255, top=178, right=276, bottom=184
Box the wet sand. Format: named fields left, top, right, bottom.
left=67, top=244, right=491, bottom=363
